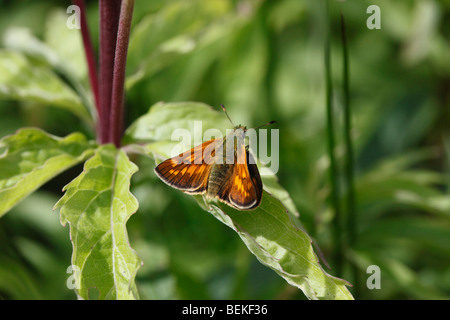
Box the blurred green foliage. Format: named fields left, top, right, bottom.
left=0, top=0, right=449, bottom=299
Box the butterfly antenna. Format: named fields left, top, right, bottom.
left=220, top=104, right=235, bottom=127
left=252, top=120, right=277, bottom=130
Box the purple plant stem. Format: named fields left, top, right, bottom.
left=108, top=0, right=134, bottom=147
left=98, top=0, right=122, bottom=144
left=73, top=0, right=100, bottom=123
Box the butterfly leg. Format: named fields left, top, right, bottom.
left=201, top=194, right=214, bottom=211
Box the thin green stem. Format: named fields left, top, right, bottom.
left=340, top=12, right=355, bottom=252
left=340, top=11, right=358, bottom=295
left=324, top=0, right=343, bottom=277
left=260, top=0, right=277, bottom=122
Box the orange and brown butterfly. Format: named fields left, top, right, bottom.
left=154, top=105, right=275, bottom=210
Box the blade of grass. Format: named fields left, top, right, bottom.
left=340, top=11, right=358, bottom=296
left=324, top=0, right=343, bottom=277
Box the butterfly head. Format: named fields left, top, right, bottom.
left=220, top=104, right=276, bottom=132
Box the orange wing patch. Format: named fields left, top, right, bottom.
left=220, top=145, right=262, bottom=210
left=228, top=161, right=259, bottom=209
left=154, top=138, right=221, bottom=194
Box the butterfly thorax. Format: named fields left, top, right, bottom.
left=206, top=125, right=248, bottom=199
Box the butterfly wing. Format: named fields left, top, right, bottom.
left=217, top=147, right=262, bottom=210
left=154, top=138, right=221, bottom=194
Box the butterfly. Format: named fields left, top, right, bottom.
left=154, top=105, right=275, bottom=210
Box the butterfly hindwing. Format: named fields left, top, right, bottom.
left=245, top=151, right=263, bottom=207
left=217, top=147, right=262, bottom=210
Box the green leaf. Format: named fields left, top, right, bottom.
left=126, top=0, right=248, bottom=88
left=0, top=255, right=42, bottom=299
left=2, top=25, right=95, bottom=122
left=0, top=49, right=91, bottom=122
left=359, top=217, right=450, bottom=257
left=43, top=9, right=87, bottom=81
left=351, top=248, right=448, bottom=300
left=3, top=27, right=60, bottom=70
left=124, top=101, right=232, bottom=145
left=355, top=148, right=450, bottom=219
left=55, top=145, right=141, bottom=300
left=0, top=128, right=94, bottom=217
left=260, top=167, right=300, bottom=219
left=194, top=192, right=353, bottom=300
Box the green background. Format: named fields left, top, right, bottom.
left=0, top=0, right=449, bottom=299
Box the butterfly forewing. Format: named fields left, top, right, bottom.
left=154, top=138, right=221, bottom=194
